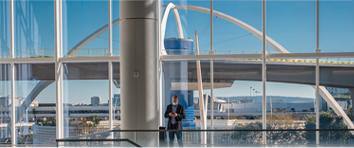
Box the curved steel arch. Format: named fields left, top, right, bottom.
left=161, top=3, right=184, bottom=55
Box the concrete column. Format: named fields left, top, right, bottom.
left=120, top=0, right=159, bottom=146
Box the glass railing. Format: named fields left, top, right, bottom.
left=57, top=129, right=354, bottom=147
left=56, top=138, right=140, bottom=147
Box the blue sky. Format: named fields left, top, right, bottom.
left=0, top=0, right=353, bottom=104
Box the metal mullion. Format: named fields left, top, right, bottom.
left=108, top=0, right=113, bottom=131
left=157, top=0, right=162, bottom=127
left=9, top=0, right=16, bottom=145
left=261, top=0, right=267, bottom=144
left=55, top=0, right=64, bottom=140
left=13, top=58, right=55, bottom=64
left=61, top=56, right=119, bottom=63
left=315, top=0, right=321, bottom=145
left=160, top=54, right=262, bottom=61
left=269, top=52, right=354, bottom=59
left=209, top=0, right=214, bottom=129
left=161, top=53, right=354, bottom=61
left=160, top=52, right=354, bottom=60
left=108, top=61, right=113, bottom=131
left=210, top=0, right=215, bottom=145
left=10, top=63, right=15, bottom=145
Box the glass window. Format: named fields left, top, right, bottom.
left=15, top=63, right=56, bottom=145
left=15, top=0, right=54, bottom=58
left=214, top=0, right=262, bottom=54
left=315, top=57, right=354, bottom=144
left=112, top=0, right=120, bottom=56
left=212, top=60, right=263, bottom=129
left=0, top=0, right=10, bottom=58
left=63, top=62, right=109, bottom=138
left=267, top=0, right=315, bottom=53
left=112, top=62, right=120, bottom=129
left=212, top=59, right=263, bottom=144
left=162, top=60, right=211, bottom=130
left=63, top=0, right=109, bottom=57
left=320, top=0, right=354, bottom=53
left=265, top=57, right=317, bottom=144
left=0, top=64, right=11, bottom=144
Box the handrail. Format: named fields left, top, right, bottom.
left=56, top=138, right=141, bottom=147
left=110, top=128, right=354, bottom=132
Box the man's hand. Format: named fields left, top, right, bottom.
left=169, top=112, right=177, bottom=117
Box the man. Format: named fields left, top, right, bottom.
left=164, top=95, right=185, bottom=146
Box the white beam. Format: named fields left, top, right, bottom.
left=195, top=32, right=207, bottom=145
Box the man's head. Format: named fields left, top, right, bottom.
left=172, top=95, right=179, bottom=105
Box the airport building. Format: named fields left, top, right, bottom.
left=0, top=0, right=354, bottom=147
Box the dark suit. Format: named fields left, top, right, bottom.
left=164, top=104, right=185, bottom=146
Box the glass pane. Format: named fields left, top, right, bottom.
left=15, top=63, right=56, bottom=146
left=15, top=0, right=54, bottom=58
left=266, top=83, right=315, bottom=144
left=320, top=0, right=354, bottom=53
left=214, top=0, right=262, bottom=54
left=0, top=0, right=9, bottom=58
left=112, top=62, right=120, bottom=129
left=267, top=0, right=315, bottom=53
left=112, top=0, right=119, bottom=56
left=318, top=87, right=353, bottom=144
left=63, top=62, right=109, bottom=138
left=318, top=57, right=354, bottom=145
left=266, top=57, right=316, bottom=144
left=63, top=0, right=109, bottom=57
left=213, top=60, right=263, bottom=141
left=162, top=60, right=211, bottom=130
left=0, top=64, right=11, bottom=144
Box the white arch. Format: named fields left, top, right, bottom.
left=160, top=3, right=185, bottom=55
